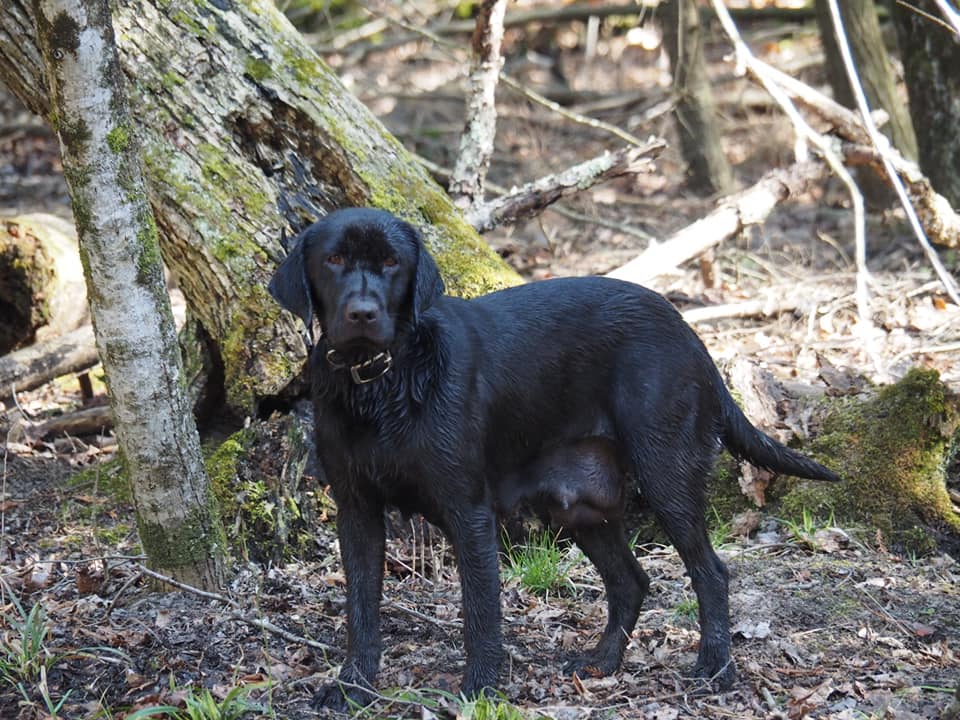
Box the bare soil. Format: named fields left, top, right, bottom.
left=2, top=4, right=959, bottom=719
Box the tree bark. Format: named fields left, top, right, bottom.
left=815, top=0, right=918, bottom=161
left=33, top=0, right=226, bottom=590
left=814, top=0, right=918, bottom=208
left=0, top=0, right=519, bottom=413
left=892, top=0, right=960, bottom=208
left=661, top=0, right=733, bottom=195
left=448, top=0, right=506, bottom=210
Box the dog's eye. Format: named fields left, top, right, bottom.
left=327, top=254, right=343, bottom=266
left=383, top=257, right=398, bottom=268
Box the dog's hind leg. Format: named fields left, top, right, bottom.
left=563, top=519, right=650, bottom=677
left=640, top=455, right=735, bottom=690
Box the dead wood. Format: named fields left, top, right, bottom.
left=21, top=405, right=112, bottom=441
left=466, top=139, right=665, bottom=233
left=683, top=297, right=799, bottom=325
left=448, top=0, right=507, bottom=209
left=763, top=62, right=960, bottom=249
left=607, top=161, right=826, bottom=285
left=0, top=324, right=98, bottom=395
left=843, top=143, right=960, bottom=249
left=0, top=214, right=87, bottom=354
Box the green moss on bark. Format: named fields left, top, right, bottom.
left=773, top=368, right=960, bottom=554
left=137, top=501, right=226, bottom=570
left=205, top=423, right=316, bottom=562
left=106, top=123, right=130, bottom=153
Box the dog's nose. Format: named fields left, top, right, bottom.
left=345, top=299, right=380, bottom=326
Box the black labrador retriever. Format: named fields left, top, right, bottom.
left=268, top=207, right=839, bottom=710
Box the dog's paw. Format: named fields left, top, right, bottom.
left=691, top=657, right=736, bottom=691
left=562, top=654, right=619, bottom=678
left=314, top=682, right=371, bottom=714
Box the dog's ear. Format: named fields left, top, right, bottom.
left=412, top=233, right=445, bottom=324
left=268, top=233, right=315, bottom=338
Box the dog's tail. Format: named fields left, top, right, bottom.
left=719, top=387, right=840, bottom=482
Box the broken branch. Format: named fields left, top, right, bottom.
left=607, top=161, right=826, bottom=285
left=466, top=139, right=665, bottom=233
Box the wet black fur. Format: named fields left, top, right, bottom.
left=268, top=207, right=840, bottom=711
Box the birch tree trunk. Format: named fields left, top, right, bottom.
left=0, top=0, right=518, bottom=412
left=33, top=0, right=226, bottom=590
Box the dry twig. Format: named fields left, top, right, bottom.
left=134, top=564, right=339, bottom=655
left=754, top=62, right=959, bottom=251
left=935, top=0, right=960, bottom=34
left=709, top=0, right=872, bottom=330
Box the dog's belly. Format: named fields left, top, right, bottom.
left=496, top=436, right=626, bottom=528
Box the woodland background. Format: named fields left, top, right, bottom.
left=0, top=0, right=959, bottom=718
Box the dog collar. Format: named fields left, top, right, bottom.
left=325, top=347, right=393, bottom=385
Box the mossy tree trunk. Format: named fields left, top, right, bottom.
left=33, top=0, right=226, bottom=590
left=661, top=0, right=732, bottom=196
left=892, top=0, right=960, bottom=209
left=0, top=0, right=519, bottom=413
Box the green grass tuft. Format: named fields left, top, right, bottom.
left=501, top=530, right=578, bottom=596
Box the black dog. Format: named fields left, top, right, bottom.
left=268, top=207, right=839, bottom=710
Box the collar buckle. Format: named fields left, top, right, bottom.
left=325, top=347, right=393, bottom=384
left=349, top=350, right=393, bottom=384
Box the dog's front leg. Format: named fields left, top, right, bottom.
left=448, top=504, right=503, bottom=697
left=317, top=492, right=385, bottom=712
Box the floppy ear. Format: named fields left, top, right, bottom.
left=412, top=234, right=445, bottom=325
left=268, top=234, right=315, bottom=340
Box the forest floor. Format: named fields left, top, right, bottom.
left=2, top=3, right=959, bottom=719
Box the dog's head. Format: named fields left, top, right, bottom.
left=269, top=208, right=445, bottom=355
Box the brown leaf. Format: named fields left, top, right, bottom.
left=731, top=509, right=762, bottom=537
left=909, top=622, right=937, bottom=638
left=76, top=565, right=104, bottom=595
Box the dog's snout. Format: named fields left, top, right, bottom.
left=345, top=298, right=380, bottom=326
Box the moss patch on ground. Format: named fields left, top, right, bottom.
left=772, top=368, right=960, bottom=555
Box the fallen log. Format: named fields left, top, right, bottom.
left=0, top=325, right=98, bottom=395
left=0, top=214, right=88, bottom=354
left=25, top=405, right=112, bottom=441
